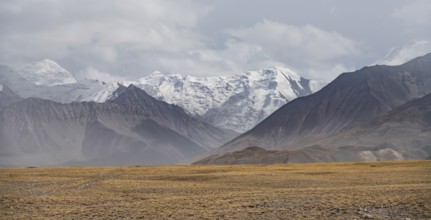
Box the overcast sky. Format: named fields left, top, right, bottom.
left=1, top=0, right=430, bottom=81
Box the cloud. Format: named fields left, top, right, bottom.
left=0, top=0, right=211, bottom=75
left=226, top=20, right=360, bottom=63
left=221, top=20, right=360, bottom=79
left=78, top=67, right=125, bottom=83
left=0, top=1, right=361, bottom=81
left=172, top=20, right=361, bottom=80
left=393, top=0, right=431, bottom=25
left=305, top=64, right=353, bottom=82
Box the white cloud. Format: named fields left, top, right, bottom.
left=226, top=20, right=360, bottom=63
left=393, top=0, right=431, bottom=25
left=305, top=64, right=353, bottom=82
left=0, top=2, right=362, bottom=81
left=78, top=67, right=125, bottom=83
left=0, top=0, right=211, bottom=76
left=220, top=20, right=360, bottom=79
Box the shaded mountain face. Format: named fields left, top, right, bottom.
left=0, top=85, right=22, bottom=108
left=290, top=92, right=431, bottom=162
left=0, top=85, right=235, bottom=167
left=221, top=53, right=431, bottom=154
left=107, top=85, right=236, bottom=150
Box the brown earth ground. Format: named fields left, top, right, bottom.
left=0, top=161, right=430, bottom=219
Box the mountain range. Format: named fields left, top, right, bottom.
left=203, top=90, right=431, bottom=164
left=2, top=40, right=428, bottom=133
left=0, top=61, right=321, bottom=132
left=0, top=85, right=235, bottom=167
left=212, top=52, right=431, bottom=163
left=131, top=68, right=322, bottom=132
left=1, top=42, right=430, bottom=166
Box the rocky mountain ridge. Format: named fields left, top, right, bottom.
left=219, top=53, right=431, bottom=163
left=0, top=61, right=321, bottom=132
left=0, top=85, right=235, bottom=167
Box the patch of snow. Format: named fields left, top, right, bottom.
left=15, top=59, right=77, bottom=86
left=376, top=40, right=431, bottom=66
left=359, top=151, right=377, bottom=161
left=374, top=148, right=404, bottom=161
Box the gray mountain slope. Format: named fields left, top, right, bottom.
left=289, top=92, right=431, bottom=162
left=220, top=53, right=431, bottom=154
left=0, top=85, right=22, bottom=107
left=0, top=85, right=235, bottom=167
left=108, top=84, right=237, bottom=149
left=197, top=72, right=431, bottom=165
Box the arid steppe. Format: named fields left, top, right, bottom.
left=1, top=161, right=431, bottom=219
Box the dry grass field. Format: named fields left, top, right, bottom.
left=1, top=161, right=431, bottom=219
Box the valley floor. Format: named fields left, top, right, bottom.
left=0, top=161, right=430, bottom=219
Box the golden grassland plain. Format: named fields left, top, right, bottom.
left=1, top=161, right=431, bottom=219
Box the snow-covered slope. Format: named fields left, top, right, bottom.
left=15, top=59, right=77, bottom=86
left=0, top=63, right=117, bottom=104
left=376, top=40, right=431, bottom=66
left=0, top=59, right=321, bottom=132
left=126, top=67, right=316, bottom=132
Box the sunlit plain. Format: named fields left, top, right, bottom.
left=1, top=161, right=430, bottom=219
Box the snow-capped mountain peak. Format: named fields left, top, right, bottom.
left=17, top=59, right=77, bottom=86
left=376, top=40, right=431, bottom=66
left=126, top=66, right=315, bottom=132
left=245, top=67, right=308, bottom=99
left=0, top=60, right=323, bottom=132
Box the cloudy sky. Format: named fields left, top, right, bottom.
left=0, top=0, right=430, bottom=81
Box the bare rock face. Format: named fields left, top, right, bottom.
left=219, top=53, right=431, bottom=162
left=0, top=85, right=236, bottom=167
